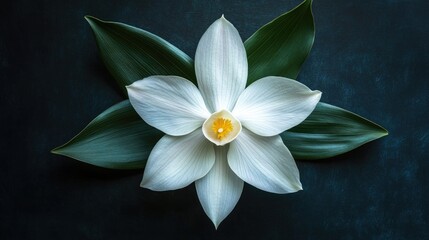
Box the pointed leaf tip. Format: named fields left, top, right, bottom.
left=50, top=148, right=59, bottom=154
left=86, top=16, right=196, bottom=96
left=245, top=0, right=315, bottom=83
left=84, top=15, right=101, bottom=25
left=51, top=100, right=163, bottom=169
left=281, top=102, right=389, bottom=160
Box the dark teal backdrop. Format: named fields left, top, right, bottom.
left=1, top=0, right=428, bottom=239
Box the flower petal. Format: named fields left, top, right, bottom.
left=228, top=129, right=302, bottom=194
left=127, top=76, right=210, bottom=136
left=232, top=77, right=321, bottom=136
left=141, top=129, right=215, bottom=191
left=195, top=16, right=248, bottom=112
left=196, top=146, right=244, bottom=229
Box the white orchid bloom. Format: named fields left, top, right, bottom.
left=126, top=16, right=321, bottom=228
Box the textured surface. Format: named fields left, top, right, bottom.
left=0, top=0, right=427, bottom=239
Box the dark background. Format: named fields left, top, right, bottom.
left=1, top=0, right=428, bottom=239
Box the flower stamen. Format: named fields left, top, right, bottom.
left=203, top=109, right=241, bottom=146
left=212, top=118, right=233, bottom=140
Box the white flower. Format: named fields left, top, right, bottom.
left=126, top=16, right=321, bottom=228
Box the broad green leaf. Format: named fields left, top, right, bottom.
left=52, top=101, right=387, bottom=170
left=245, top=0, right=314, bottom=84
left=56, top=7, right=388, bottom=170
left=245, top=1, right=388, bottom=159
left=85, top=16, right=196, bottom=95
left=281, top=102, right=388, bottom=160
left=52, top=100, right=163, bottom=169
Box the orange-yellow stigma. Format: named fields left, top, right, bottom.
left=212, top=118, right=233, bottom=140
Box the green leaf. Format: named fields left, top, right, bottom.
left=281, top=102, right=388, bottom=160
left=52, top=100, right=163, bottom=169
left=245, top=1, right=388, bottom=159
left=245, top=0, right=314, bottom=84
left=53, top=16, right=197, bottom=169
left=58, top=7, right=387, bottom=170
left=85, top=16, right=196, bottom=95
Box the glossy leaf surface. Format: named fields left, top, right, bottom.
left=52, top=100, right=163, bottom=169
left=282, top=103, right=388, bottom=160
left=245, top=0, right=314, bottom=84
left=86, top=16, right=196, bottom=95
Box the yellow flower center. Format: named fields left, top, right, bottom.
left=212, top=118, right=233, bottom=140
left=202, top=109, right=241, bottom=146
